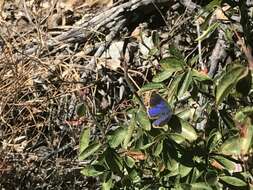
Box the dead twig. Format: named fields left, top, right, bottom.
left=208, top=28, right=227, bottom=78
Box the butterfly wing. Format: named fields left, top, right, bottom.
left=148, top=101, right=171, bottom=117
left=148, top=93, right=172, bottom=126
left=152, top=113, right=172, bottom=126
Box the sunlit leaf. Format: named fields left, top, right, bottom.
left=136, top=109, right=151, bottom=131
left=149, top=47, right=159, bottom=56
left=102, top=178, right=113, bottom=190
left=190, top=182, right=213, bottom=190
left=204, top=0, right=222, bottom=11
left=207, top=130, right=222, bottom=152
left=140, top=141, right=155, bottom=150
left=128, top=169, right=141, bottom=183
left=152, top=70, right=174, bottom=82
left=235, top=106, right=253, bottom=122
left=178, top=69, right=192, bottom=98
left=166, top=74, right=182, bottom=103
left=238, top=117, right=253, bottom=155
left=160, top=57, right=184, bottom=71
left=215, top=64, right=248, bottom=105
left=169, top=116, right=198, bottom=142
left=176, top=108, right=195, bottom=121
left=219, top=136, right=240, bottom=155
left=140, top=82, right=165, bottom=92
left=154, top=140, right=163, bottom=156
left=123, top=115, right=136, bottom=148
left=166, top=157, right=179, bottom=172
left=219, top=176, right=247, bottom=187
left=107, top=127, right=127, bottom=148
left=79, top=128, right=90, bottom=153
left=179, top=164, right=192, bottom=177
left=125, top=156, right=135, bottom=168
left=168, top=133, right=186, bottom=144
left=79, top=141, right=101, bottom=160
left=212, top=155, right=236, bottom=171
left=81, top=165, right=105, bottom=177
left=192, top=69, right=212, bottom=82
left=235, top=107, right=253, bottom=155
left=180, top=119, right=197, bottom=142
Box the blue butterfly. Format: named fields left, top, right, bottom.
left=148, top=93, right=172, bottom=126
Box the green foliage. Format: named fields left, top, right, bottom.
left=78, top=48, right=253, bottom=188
left=215, top=64, right=248, bottom=106
left=79, top=15, right=253, bottom=190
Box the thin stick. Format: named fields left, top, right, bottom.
left=196, top=21, right=205, bottom=71
left=122, top=39, right=146, bottom=110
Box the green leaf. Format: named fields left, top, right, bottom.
left=136, top=109, right=151, bottom=131
left=152, top=70, right=174, bottom=82
left=238, top=117, right=253, bottom=155
left=81, top=165, right=105, bottom=177
left=140, top=141, right=155, bottom=150
left=76, top=103, right=86, bottom=117
left=154, top=140, right=163, bottom=156
left=149, top=47, right=159, bottom=56
left=219, top=136, right=240, bottom=155
left=166, top=157, right=179, bottom=172
left=169, top=46, right=184, bottom=60
left=105, top=148, right=123, bottom=176
left=125, top=156, right=135, bottom=168
left=107, top=127, right=127, bottom=148
left=79, top=141, right=101, bottom=160
left=207, top=130, right=222, bottom=152
left=205, top=170, right=218, bottom=185
left=215, top=64, right=248, bottom=105
left=212, top=155, right=236, bottom=171
left=102, top=178, right=113, bottom=190
left=204, top=0, right=222, bottom=12
left=195, top=22, right=220, bottom=42
left=180, top=120, right=198, bottom=142
left=123, top=115, right=136, bottom=148
left=160, top=57, right=184, bottom=72
left=190, top=182, right=213, bottom=190
left=166, top=74, right=182, bottom=103
left=169, top=116, right=197, bottom=142
left=162, top=143, right=179, bottom=173
left=128, top=169, right=141, bottom=183
left=178, top=69, right=192, bottom=98
left=140, top=82, right=165, bottom=92
left=192, top=69, right=212, bottom=82
left=235, top=106, right=253, bottom=122
left=234, top=111, right=253, bottom=154
left=168, top=133, right=186, bottom=144
left=219, top=176, right=247, bottom=187
left=79, top=128, right=90, bottom=153
left=179, top=164, right=192, bottom=177
left=176, top=108, right=195, bottom=121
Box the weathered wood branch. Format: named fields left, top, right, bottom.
left=13, top=0, right=200, bottom=75
left=22, top=0, right=198, bottom=57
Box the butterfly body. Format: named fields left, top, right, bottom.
left=148, top=93, right=172, bottom=126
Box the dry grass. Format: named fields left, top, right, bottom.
left=0, top=0, right=201, bottom=189
left=0, top=1, right=100, bottom=188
